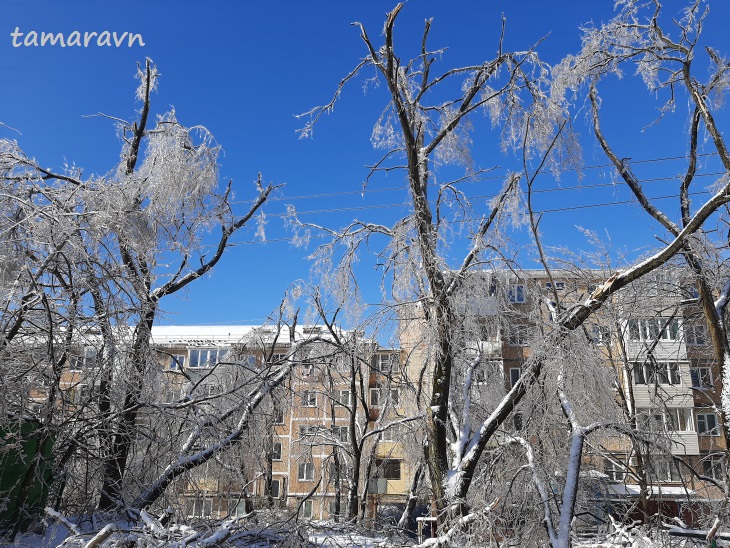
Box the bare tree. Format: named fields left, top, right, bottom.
left=297, top=3, right=730, bottom=543
left=0, top=59, right=275, bottom=519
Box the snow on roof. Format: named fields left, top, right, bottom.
left=607, top=484, right=695, bottom=499
left=150, top=325, right=352, bottom=346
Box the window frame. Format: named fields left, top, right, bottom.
left=337, top=390, right=352, bottom=406
left=376, top=459, right=401, bottom=480
left=690, top=366, right=713, bottom=388
left=627, top=318, right=680, bottom=342
left=702, top=453, right=725, bottom=481
left=300, top=498, right=313, bottom=519
left=188, top=347, right=229, bottom=369
left=632, top=361, right=682, bottom=386
left=298, top=462, right=315, bottom=482
left=508, top=325, right=530, bottom=346
left=272, top=441, right=282, bottom=461
left=301, top=391, right=317, bottom=407
left=604, top=459, right=627, bottom=483
left=697, top=412, right=719, bottom=435
left=186, top=498, right=213, bottom=518
left=508, top=283, right=527, bottom=304
left=509, top=367, right=521, bottom=389
left=685, top=324, right=707, bottom=346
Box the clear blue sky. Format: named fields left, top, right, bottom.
left=2, top=1, right=729, bottom=327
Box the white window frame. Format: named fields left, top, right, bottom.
left=188, top=347, right=229, bottom=369
left=380, top=424, right=400, bottom=442
left=508, top=283, right=527, bottom=304
left=273, top=407, right=285, bottom=425
left=369, top=388, right=381, bottom=407
left=627, top=318, right=680, bottom=342
left=186, top=498, right=213, bottom=518
left=298, top=462, right=315, bottom=482
left=702, top=453, right=725, bottom=481
left=167, top=353, right=186, bottom=370
left=697, top=412, right=719, bottom=435
left=545, top=281, right=565, bottom=291
left=648, top=456, right=681, bottom=482
left=228, top=499, right=248, bottom=517
left=508, top=325, right=530, bottom=347
left=300, top=499, right=313, bottom=519
left=301, top=362, right=315, bottom=377
left=378, top=353, right=401, bottom=373
left=685, top=324, right=707, bottom=346
left=691, top=366, right=713, bottom=388
left=332, top=426, right=349, bottom=443
left=632, top=361, right=681, bottom=386
left=337, top=390, right=352, bottom=406
left=272, top=441, right=282, bottom=461
left=637, top=408, right=693, bottom=432
left=604, top=459, right=626, bottom=482
left=69, top=346, right=98, bottom=371
left=301, top=391, right=317, bottom=407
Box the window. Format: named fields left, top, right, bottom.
left=369, top=388, right=381, bottom=407
left=589, top=325, right=611, bottom=346
left=272, top=442, right=282, bottom=461
left=648, top=457, right=681, bottom=482
left=299, top=425, right=318, bottom=438
left=632, top=361, right=681, bottom=386
left=381, top=424, right=400, bottom=442
left=270, top=353, right=287, bottom=365
left=270, top=478, right=281, bottom=499
left=167, top=353, right=185, bottom=370
left=329, top=461, right=345, bottom=483
left=665, top=408, right=692, bottom=431
left=332, top=426, right=349, bottom=443
left=369, top=388, right=399, bottom=407
left=513, top=412, right=523, bottom=431
left=685, top=324, right=707, bottom=346
left=545, top=281, right=565, bottom=291
left=68, top=384, right=91, bottom=404
left=604, top=459, right=626, bottom=482
left=508, top=284, right=526, bottom=304
left=509, top=368, right=521, bottom=389
left=627, top=318, right=680, bottom=342
left=229, top=499, right=249, bottom=517
left=198, top=383, right=220, bottom=398
left=377, top=353, right=400, bottom=373
left=702, top=453, right=725, bottom=481
left=301, top=362, right=315, bottom=377
left=188, top=347, right=228, bottom=369
left=636, top=408, right=692, bottom=432
left=300, top=499, right=313, bottom=519
left=375, top=459, right=401, bottom=480
left=691, top=367, right=713, bottom=388
left=697, top=412, right=719, bottom=435
left=508, top=325, right=530, bottom=346
left=186, top=498, right=212, bottom=518
left=298, top=462, right=315, bottom=481
left=301, top=391, right=317, bottom=407
left=273, top=407, right=285, bottom=424
left=328, top=500, right=343, bottom=516
left=335, top=358, right=349, bottom=373
left=337, top=390, right=352, bottom=406
left=69, top=346, right=98, bottom=370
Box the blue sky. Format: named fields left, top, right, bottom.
left=2, top=1, right=729, bottom=327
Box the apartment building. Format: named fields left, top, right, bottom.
left=149, top=324, right=415, bottom=522
left=398, top=268, right=727, bottom=528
